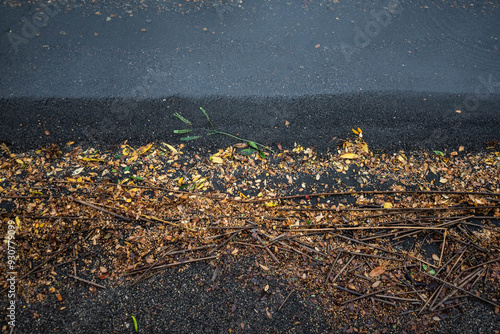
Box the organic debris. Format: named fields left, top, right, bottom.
left=1, top=136, right=499, bottom=333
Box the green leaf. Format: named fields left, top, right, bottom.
left=422, top=264, right=428, bottom=271
left=174, top=113, right=192, bottom=125
left=130, top=176, right=143, bottom=181
left=173, top=129, right=193, bottom=134
left=259, top=151, right=266, bottom=159
left=114, top=154, right=122, bottom=159
left=124, top=166, right=130, bottom=172
left=180, top=135, right=201, bottom=141
left=111, top=169, right=117, bottom=173
left=428, top=269, right=436, bottom=275
left=433, top=150, right=444, bottom=156
left=180, top=184, right=188, bottom=189
left=240, top=148, right=257, bottom=156
left=248, top=141, right=258, bottom=150
left=131, top=316, right=138, bottom=332
left=199, top=107, right=215, bottom=129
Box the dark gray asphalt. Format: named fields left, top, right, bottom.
left=1, top=0, right=500, bottom=97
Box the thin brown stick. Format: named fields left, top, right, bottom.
left=431, top=268, right=483, bottom=311
left=73, top=247, right=77, bottom=279
left=69, top=196, right=131, bottom=221
left=53, top=180, right=232, bottom=201
left=326, top=251, right=343, bottom=282
left=335, top=285, right=396, bottom=306
left=278, top=290, right=295, bottom=311
left=331, top=255, right=355, bottom=284
left=141, top=256, right=218, bottom=272
left=421, top=271, right=500, bottom=309
left=141, top=214, right=197, bottom=232
left=439, top=229, right=447, bottom=268
left=208, top=230, right=242, bottom=255
left=461, top=258, right=499, bottom=272
left=375, top=295, right=421, bottom=302
left=131, top=258, right=161, bottom=286
left=345, top=251, right=402, bottom=262
left=251, top=230, right=280, bottom=263
left=242, top=190, right=500, bottom=203
left=67, top=274, right=106, bottom=289
left=277, top=205, right=500, bottom=212
left=341, top=288, right=390, bottom=305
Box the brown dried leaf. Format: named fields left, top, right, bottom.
left=98, top=273, right=110, bottom=280
left=369, top=266, right=386, bottom=278
left=259, top=263, right=269, bottom=271
left=266, top=307, right=272, bottom=319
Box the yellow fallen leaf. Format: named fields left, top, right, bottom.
left=56, top=294, right=63, bottom=302
left=196, top=178, right=206, bottom=189
left=264, top=201, right=278, bottom=207
left=134, top=143, right=153, bottom=156
left=164, top=143, right=178, bottom=154
left=123, top=148, right=130, bottom=156
left=340, top=153, right=359, bottom=159
left=383, top=202, right=393, bottom=209
left=439, top=177, right=448, bottom=183
left=210, top=156, right=223, bottom=164
left=66, top=141, right=74, bottom=146
left=81, top=157, right=104, bottom=162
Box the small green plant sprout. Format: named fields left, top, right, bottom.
left=173, top=107, right=275, bottom=157
left=131, top=315, right=138, bottom=332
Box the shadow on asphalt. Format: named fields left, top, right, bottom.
left=1, top=92, right=499, bottom=153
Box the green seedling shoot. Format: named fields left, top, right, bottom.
left=173, top=107, right=275, bottom=156
left=131, top=315, right=138, bottom=332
